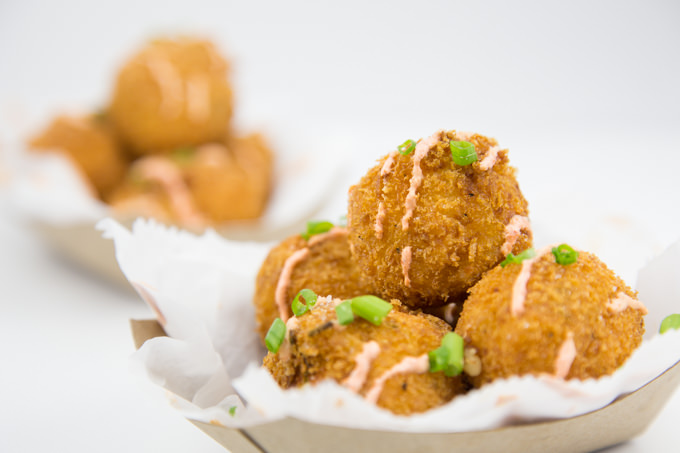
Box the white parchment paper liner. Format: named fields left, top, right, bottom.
left=100, top=218, right=680, bottom=432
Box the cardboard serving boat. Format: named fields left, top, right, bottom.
left=131, top=319, right=680, bottom=453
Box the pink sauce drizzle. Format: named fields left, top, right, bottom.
left=342, top=341, right=381, bottom=393
left=364, top=354, right=429, bottom=404
left=501, top=215, right=532, bottom=255
left=374, top=202, right=386, bottom=239
left=195, top=143, right=229, bottom=167
left=133, top=156, right=205, bottom=227
left=274, top=248, right=310, bottom=321
left=401, top=130, right=443, bottom=231
left=554, top=332, right=576, bottom=379
left=511, top=246, right=551, bottom=316
left=380, top=151, right=398, bottom=177
left=607, top=293, right=648, bottom=315
left=479, top=145, right=501, bottom=171
left=186, top=74, right=211, bottom=123
left=401, top=246, right=413, bottom=288
left=308, top=227, right=348, bottom=247
left=455, top=131, right=474, bottom=141
left=145, top=55, right=183, bottom=119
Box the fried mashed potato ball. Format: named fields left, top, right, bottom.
left=109, top=37, right=233, bottom=154
left=107, top=136, right=273, bottom=227
left=263, top=298, right=466, bottom=415
left=347, top=129, right=531, bottom=309
left=455, top=248, right=646, bottom=388
left=253, top=228, right=372, bottom=341
left=185, top=133, right=272, bottom=222
left=29, top=114, right=127, bottom=198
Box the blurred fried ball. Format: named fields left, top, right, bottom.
left=109, top=37, right=233, bottom=154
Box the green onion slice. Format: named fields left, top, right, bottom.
left=337, top=214, right=347, bottom=228
left=428, top=332, right=464, bottom=377
left=170, top=146, right=195, bottom=164
left=397, top=139, right=417, bottom=156
left=335, top=300, right=354, bottom=325
left=552, top=244, right=579, bottom=265
left=500, top=248, right=536, bottom=267
left=229, top=406, right=237, bottom=416
left=265, top=318, right=286, bottom=353
left=291, top=289, right=318, bottom=317
left=449, top=141, right=478, bottom=166
left=348, top=295, right=392, bottom=326
left=301, top=220, right=334, bottom=240
left=660, top=314, right=680, bottom=334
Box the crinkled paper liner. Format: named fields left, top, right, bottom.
left=100, top=218, right=680, bottom=433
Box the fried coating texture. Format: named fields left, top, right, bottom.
left=186, top=134, right=273, bottom=222
left=29, top=114, right=127, bottom=198
left=263, top=299, right=466, bottom=415
left=347, top=130, right=531, bottom=308
left=253, top=230, right=372, bottom=341
left=455, top=250, right=645, bottom=388
left=109, top=37, right=233, bottom=154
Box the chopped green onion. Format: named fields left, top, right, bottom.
left=301, top=220, right=334, bottom=240
left=552, top=244, right=579, bottom=265
left=337, top=214, right=347, bottom=228
left=348, top=295, right=392, bottom=326
left=291, top=289, right=318, bottom=317
left=397, top=139, right=417, bottom=156
left=169, top=146, right=195, bottom=166
left=449, top=141, right=478, bottom=166
left=229, top=406, right=237, bottom=417
left=428, top=332, right=464, bottom=377
left=335, top=300, right=354, bottom=325
left=660, top=314, right=680, bottom=334
left=500, top=248, right=536, bottom=267
left=265, top=318, right=286, bottom=353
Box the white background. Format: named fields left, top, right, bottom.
left=1, top=0, right=679, bottom=451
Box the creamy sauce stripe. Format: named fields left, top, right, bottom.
left=274, top=231, right=348, bottom=321
left=275, top=248, right=310, bottom=321
left=145, top=55, right=183, bottom=119
left=401, top=130, right=443, bottom=231
left=501, top=215, right=532, bottom=256
left=374, top=202, right=386, bottom=239
left=607, top=293, right=648, bottom=315
left=479, top=145, right=501, bottom=171
left=342, top=341, right=381, bottom=393
left=510, top=246, right=552, bottom=316
left=186, top=74, right=211, bottom=123
left=364, top=354, right=430, bottom=404
left=133, top=156, right=205, bottom=227
left=554, top=332, right=576, bottom=379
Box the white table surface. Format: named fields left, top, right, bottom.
left=1, top=1, right=679, bottom=451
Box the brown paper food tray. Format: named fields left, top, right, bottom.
left=130, top=319, right=680, bottom=453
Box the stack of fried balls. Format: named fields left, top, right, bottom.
left=253, top=129, right=646, bottom=415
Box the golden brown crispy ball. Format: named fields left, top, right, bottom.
left=253, top=228, right=372, bottom=342
left=185, top=134, right=273, bottom=222
left=263, top=298, right=466, bottom=415
left=109, top=37, right=233, bottom=154
left=455, top=247, right=646, bottom=388
left=106, top=153, right=203, bottom=228
left=347, top=129, right=531, bottom=309
left=29, top=114, right=127, bottom=199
